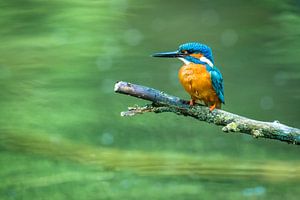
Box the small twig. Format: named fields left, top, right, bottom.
left=114, top=81, right=300, bottom=145
left=121, top=105, right=152, bottom=117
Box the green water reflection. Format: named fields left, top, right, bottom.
left=0, top=0, right=299, bottom=199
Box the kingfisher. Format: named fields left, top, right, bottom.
left=152, top=42, right=224, bottom=111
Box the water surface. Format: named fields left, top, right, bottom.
left=0, top=0, right=299, bottom=199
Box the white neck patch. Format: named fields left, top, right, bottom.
left=178, top=56, right=214, bottom=67
left=200, top=56, right=214, bottom=67
left=178, top=57, right=191, bottom=65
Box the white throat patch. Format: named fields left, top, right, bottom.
left=178, top=57, right=191, bottom=65
left=178, top=56, right=214, bottom=67
left=200, top=56, right=214, bottom=67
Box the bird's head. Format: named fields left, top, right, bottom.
left=152, top=42, right=214, bottom=67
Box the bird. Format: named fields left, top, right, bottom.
left=152, top=42, right=224, bottom=111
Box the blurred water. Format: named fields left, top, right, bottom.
left=0, top=0, right=300, bottom=199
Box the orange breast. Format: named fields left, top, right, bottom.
left=178, top=63, right=221, bottom=107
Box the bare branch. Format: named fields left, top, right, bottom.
left=114, top=81, right=300, bottom=145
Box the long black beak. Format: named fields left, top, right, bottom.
left=152, top=51, right=184, bottom=58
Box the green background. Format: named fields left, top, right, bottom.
left=0, top=0, right=299, bottom=199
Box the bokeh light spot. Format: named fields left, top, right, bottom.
left=260, top=96, right=274, bottom=110
left=242, top=186, right=266, bottom=197
left=123, top=29, right=143, bottom=46
left=221, top=29, right=238, bottom=47
left=101, top=132, right=114, bottom=145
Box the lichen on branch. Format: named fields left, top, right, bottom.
left=114, top=81, right=300, bottom=145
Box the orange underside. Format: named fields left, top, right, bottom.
left=178, top=63, right=221, bottom=110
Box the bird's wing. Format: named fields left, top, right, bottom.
left=210, top=67, right=225, bottom=104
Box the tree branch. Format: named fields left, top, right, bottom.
left=114, top=81, right=300, bottom=145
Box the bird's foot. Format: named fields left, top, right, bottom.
left=209, top=104, right=216, bottom=111
left=189, top=99, right=195, bottom=106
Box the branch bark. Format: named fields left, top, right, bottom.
left=114, top=81, right=300, bottom=145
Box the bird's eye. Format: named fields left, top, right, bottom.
left=181, top=50, right=188, bottom=54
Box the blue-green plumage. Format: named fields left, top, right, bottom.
left=209, top=67, right=225, bottom=104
